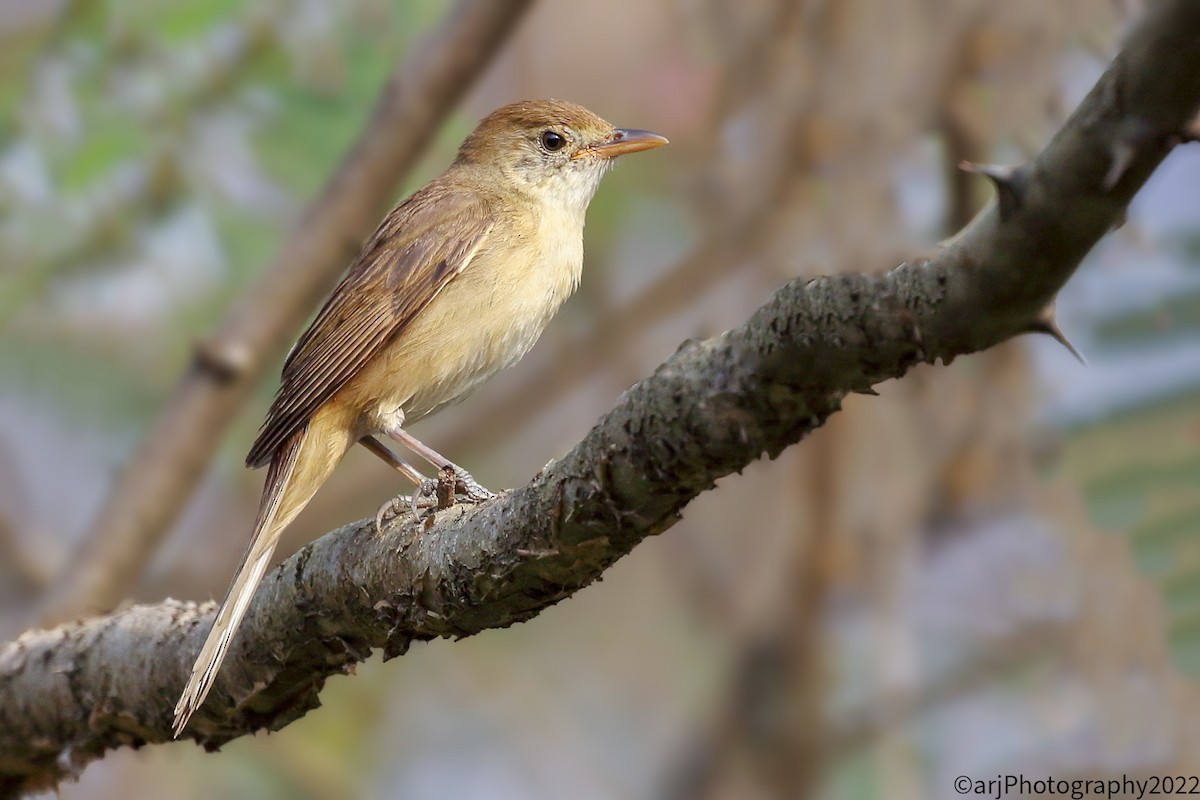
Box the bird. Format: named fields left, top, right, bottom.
left=172, top=99, right=668, bottom=736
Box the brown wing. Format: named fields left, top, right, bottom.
left=246, top=181, right=496, bottom=468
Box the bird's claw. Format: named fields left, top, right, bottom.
left=413, top=478, right=438, bottom=516
left=374, top=497, right=401, bottom=533
left=374, top=470, right=492, bottom=532
left=452, top=468, right=494, bottom=503
left=374, top=483, right=437, bottom=533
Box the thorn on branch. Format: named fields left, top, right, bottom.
left=1178, top=114, right=1200, bottom=144
left=1104, top=118, right=1165, bottom=191
left=1026, top=306, right=1087, bottom=366
left=1109, top=205, right=1128, bottom=233
left=958, top=161, right=1024, bottom=221
left=1104, top=141, right=1137, bottom=190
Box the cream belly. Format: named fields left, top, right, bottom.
left=341, top=206, right=584, bottom=436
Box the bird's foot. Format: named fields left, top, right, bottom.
left=432, top=466, right=493, bottom=509
left=374, top=480, right=438, bottom=533
left=450, top=467, right=494, bottom=503
left=374, top=470, right=492, bottom=532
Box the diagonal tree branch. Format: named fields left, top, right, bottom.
left=38, top=0, right=535, bottom=626
left=3, top=0, right=1200, bottom=794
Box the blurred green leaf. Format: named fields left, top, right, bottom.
left=109, top=0, right=248, bottom=43
left=1065, top=388, right=1200, bottom=674
left=1094, top=289, right=1200, bottom=345
left=253, top=30, right=393, bottom=196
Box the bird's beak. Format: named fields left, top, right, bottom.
left=575, top=128, right=669, bottom=159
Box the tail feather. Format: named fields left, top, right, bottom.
left=172, top=423, right=332, bottom=737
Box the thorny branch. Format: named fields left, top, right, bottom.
left=3, top=0, right=1200, bottom=794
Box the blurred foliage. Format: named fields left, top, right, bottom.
left=0, top=0, right=453, bottom=429
left=1063, top=389, right=1200, bottom=672
left=1095, top=291, right=1200, bottom=345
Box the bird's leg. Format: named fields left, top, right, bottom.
left=384, top=427, right=494, bottom=502
left=359, top=436, right=437, bottom=529
left=360, top=435, right=427, bottom=485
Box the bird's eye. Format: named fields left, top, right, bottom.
left=540, top=130, right=566, bottom=152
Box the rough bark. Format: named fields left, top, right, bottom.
left=4, top=0, right=1200, bottom=794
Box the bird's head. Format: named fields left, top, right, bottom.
left=456, top=99, right=668, bottom=213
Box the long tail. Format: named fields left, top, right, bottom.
left=172, top=417, right=345, bottom=737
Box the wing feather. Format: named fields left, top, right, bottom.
left=246, top=181, right=496, bottom=468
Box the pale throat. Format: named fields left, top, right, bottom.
left=514, top=156, right=610, bottom=218
left=521, top=159, right=610, bottom=289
